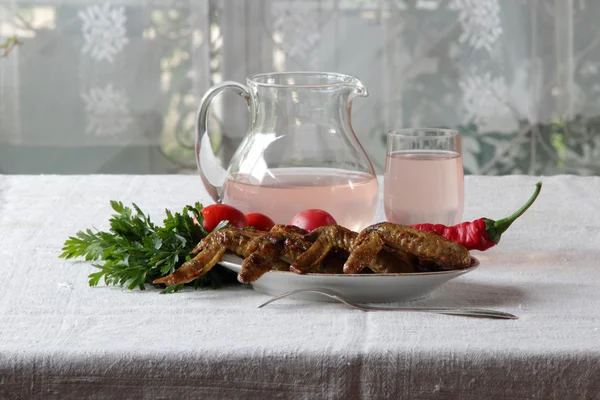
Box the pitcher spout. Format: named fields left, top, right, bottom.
left=349, top=78, right=368, bottom=98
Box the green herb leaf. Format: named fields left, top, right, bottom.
left=160, top=283, right=184, bottom=294
left=213, top=220, right=229, bottom=232
left=60, top=201, right=238, bottom=292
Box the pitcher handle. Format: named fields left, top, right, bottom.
left=195, top=81, right=252, bottom=203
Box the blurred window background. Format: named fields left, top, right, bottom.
left=1, top=0, right=599, bottom=175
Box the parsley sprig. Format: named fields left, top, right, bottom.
left=60, top=201, right=235, bottom=293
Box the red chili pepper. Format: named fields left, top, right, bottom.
left=411, top=182, right=542, bottom=251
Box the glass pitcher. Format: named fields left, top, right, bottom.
left=195, top=72, right=378, bottom=231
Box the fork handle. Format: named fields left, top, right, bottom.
left=363, top=307, right=517, bottom=319
left=257, top=289, right=518, bottom=320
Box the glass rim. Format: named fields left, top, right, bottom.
left=387, top=128, right=460, bottom=139
left=247, top=71, right=364, bottom=90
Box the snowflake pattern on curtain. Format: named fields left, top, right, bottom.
left=79, top=3, right=129, bottom=63
left=81, top=84, right=132, bottom=137
left=272, top=2, right=322, bottom=70
left=458, top=72, right=510, bottom=125
left=448, top=0, right=503, bottom=53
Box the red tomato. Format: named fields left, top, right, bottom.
left=245, top=212, right=275, bottom=231
left=288, top=209, right=337, bottom=232
left=201, top=204, right=247, bottom=231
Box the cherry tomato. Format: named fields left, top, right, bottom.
left=201, top=204, right=247, bottom=231
left=245, top=212, right=275, bottom=231
left=288, top=209, right=337, bottom=232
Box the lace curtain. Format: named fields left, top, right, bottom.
left=1, top=0, right=599, bottom=175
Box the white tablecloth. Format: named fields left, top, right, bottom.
left=0, top=175, right=599, bottom=399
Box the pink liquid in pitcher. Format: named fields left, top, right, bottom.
left=384, top=151, right=464, bottom=225
left=222, top=168, right=379, bottom=231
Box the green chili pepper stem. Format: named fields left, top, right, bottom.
left=485, top=181, right=542, bottom=243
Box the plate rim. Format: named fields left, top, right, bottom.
left=219, top=254, right=479, bottom=278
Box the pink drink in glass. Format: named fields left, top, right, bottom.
left=384, top=151, right=464, bottom=225
left=222, top=167, right=379, bottom=231
left=384, top=129, right=464, bottom=226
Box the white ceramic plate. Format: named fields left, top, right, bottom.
left=219, top=254, right=479, bottom=303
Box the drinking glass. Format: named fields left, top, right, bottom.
left=384, top=128, right=464, bottom=226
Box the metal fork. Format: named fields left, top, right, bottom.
left=257, top=288, right=518, bottom=320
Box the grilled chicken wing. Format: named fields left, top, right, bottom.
left=290, top=224, right=415, bottom=274
left=289, top=225, right=357, bottom=273
left=155, top=224, right=310, bottom=286
left=153, top=227, right=272, bottom=286
left=371, top=248, right=417, bottom=274
left=269, top=224, right=309, bottom=236
left=344, top=222, right=471, bottom=274
left=238, top=228, right=312, bottom=283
